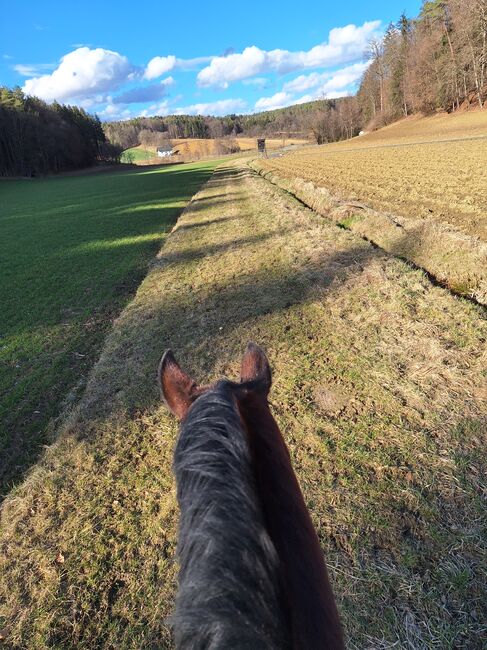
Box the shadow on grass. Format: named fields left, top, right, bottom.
left=76, top=240, right=380, bottom=424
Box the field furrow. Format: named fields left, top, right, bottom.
left=252, top=132, right=487, bottom=305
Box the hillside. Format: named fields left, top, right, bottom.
left=324, top=111, right=487, bottom=148
left=102, top=99, right=348, bottom=150
left=121, top=136, right=309, bottom=164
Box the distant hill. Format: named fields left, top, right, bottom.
left=102, top=97, right=362, bottom=150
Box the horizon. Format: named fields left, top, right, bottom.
left=1, top=0, right=422, bottom=120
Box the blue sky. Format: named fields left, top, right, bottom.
left=1, top=0, right=422, bottom=120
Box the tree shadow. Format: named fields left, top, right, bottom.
left=74, top=240, right=380, bottom=425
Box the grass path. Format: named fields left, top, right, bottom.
left=0, top=161, right=486, bottom=648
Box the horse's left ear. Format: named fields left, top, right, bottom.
left=240, top=342, right=272, bottom=395
left=158, top=350, right=198, bottom=420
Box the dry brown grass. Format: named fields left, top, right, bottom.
left=236, top=136, right=309, bottom=150
left=135, top=137, right=309, bottom=161
left=0, top=160, right=486, bottom=648
left=253, top=112, right=487, bottom=305
left=327, top=110, right=487, bottom=148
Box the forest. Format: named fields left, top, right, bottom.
left=358, top=0, right=487, bottom=126
left=0, top=87, right=118, bottom=177
left=101, top=101, right=338, bottom=150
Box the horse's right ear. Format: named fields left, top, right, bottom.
left=240, top=342, right=272, bottom=396
left=158, top=350, right=198, bottom=420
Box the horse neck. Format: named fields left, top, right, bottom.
left=173, top=389, right=291, bottom=649
left=237, top=392, right=344, bottom=650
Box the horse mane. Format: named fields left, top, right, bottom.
left=173, top=380, right=291, bottom=649
left=237, top=389, right=345, bottom=650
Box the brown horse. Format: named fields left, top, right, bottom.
left=159, top=342, right=344, bottom=649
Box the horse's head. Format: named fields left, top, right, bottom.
left=159, top=342, right=345, bottom=649
left=158, top=342, right=272, bottom=421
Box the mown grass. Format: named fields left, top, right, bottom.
left=0, top=161, right=485, bottom=648
left=0, top=160, right=221, bottom=495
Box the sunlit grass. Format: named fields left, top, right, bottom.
left=120, top=147, right=155, bottom=162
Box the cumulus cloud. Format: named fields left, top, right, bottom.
left=254, top=61, right=368, bottom=112
left=144, top=55, right=177, bottom=80
left=22, top=47, right=135, bottom=102
left=283, top=61, right=369, bottom=94
left=283, top=72, right=324, bottom=94
left=138, top=100, right=169, bottom=118
left=176, top=56, right=213, bottom=70
left=173, top=98, right=247, bottom=116
left=197, top=21, right=380, bottom=87
left=98, top=102, right=133, bottom=121
left=143, top=55, right=212, bottom=79
left=254, top=91, right=294, bottom=111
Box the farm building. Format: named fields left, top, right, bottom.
left=157, top=145, right=173, bottom=158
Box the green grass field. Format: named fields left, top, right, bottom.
left=0, top=160, right=220, bottom=495
left=120, top=147, right=156, bottom=163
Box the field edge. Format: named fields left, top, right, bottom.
left=249, top=159, right=487, bottom=307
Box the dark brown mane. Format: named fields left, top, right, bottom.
left=236, top=387, right=344, bottom=649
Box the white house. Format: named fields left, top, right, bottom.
left=157, top=145, right=173, bottom=158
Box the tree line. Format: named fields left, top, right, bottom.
left=102, top=100, right=352, bottom=150
left=358, top=0, right=487, bottom=127
left=0, top=87, right=120, bottom=177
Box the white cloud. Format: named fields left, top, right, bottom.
left=284, top=61, right=369, bottom=94
left=254, top=61, right=369, bottom=113
left=138, top=99, right=172, bottom=117
left=98, top=102, right=133, bottom=121
left=14, top=63, right=56, bottom=76
left=176, top=56, right=213, bottom=70
left=3, top=54, right=13, bottom=60
left=144, top=55, right=176, bottom=80
left=143, top=55, right=213, bottom=80
left=160, top=76, right=175, bottom=86
left=283, top=72, right=324, bottom=94
left=197, top=21, right=381, bottom=87
left=293, top=94, right=317, bottom=104
left=254, top=91, right=294, bottom=111
left=22, top=47, right=135, bottom=102
left=173, top=98, right=247, bottom=116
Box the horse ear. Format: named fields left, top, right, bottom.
left=158, top=350, right=198, bottom=420
left=240, top=342, right=272, bottom=395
